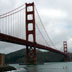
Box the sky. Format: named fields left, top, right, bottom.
left=0, top=0, right=72, bottom=53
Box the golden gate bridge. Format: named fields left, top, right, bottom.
left=0, top=2, right=69, bottom=64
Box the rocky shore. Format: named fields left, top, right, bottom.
left=0, top=65, right=16, bottom=72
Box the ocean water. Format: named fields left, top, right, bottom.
left=6, top=62, right=72, bottom=72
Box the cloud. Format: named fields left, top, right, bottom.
left=39, top=8, right=68, bottom=19
left=0, top=0, right=72, bottom=53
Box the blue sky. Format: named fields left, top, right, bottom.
left=0, top=0, right=72, bottom=53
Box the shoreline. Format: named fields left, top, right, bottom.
left=0, top=65, right=16, bottom=71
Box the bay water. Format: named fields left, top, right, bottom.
left=6, top=62, right=72, bottom=72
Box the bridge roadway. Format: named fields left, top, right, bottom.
left=0, top=33, right=67, bottom=57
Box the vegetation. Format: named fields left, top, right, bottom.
left=5, top=49, right=65, bottom=64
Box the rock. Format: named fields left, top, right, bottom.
left=0, top=65, right=16, bottom=72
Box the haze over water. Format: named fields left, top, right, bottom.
left=6, top=62, right=72, bottom=72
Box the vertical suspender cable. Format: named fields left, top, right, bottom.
left=35, top=5, right=56, bottom=48
left=36, top=24, right=50, bottom=46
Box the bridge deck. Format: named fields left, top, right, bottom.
left=0, top=33, right=67, bottom=56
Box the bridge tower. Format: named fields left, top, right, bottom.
left=25, top=2, right=37, bottom=64
left=63, top=41, right=69, bottom=61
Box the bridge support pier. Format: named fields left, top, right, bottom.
left=26, top=2, right=37, bottom=64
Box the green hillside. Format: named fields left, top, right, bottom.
left=5, top=49, right=65, bottom=64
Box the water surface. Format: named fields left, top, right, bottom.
left=7, top=62, right=72, bottom=72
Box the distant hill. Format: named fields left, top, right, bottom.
left=5, top=49, right=65, bottom=64
left=68, top=53, right=72, bottom=61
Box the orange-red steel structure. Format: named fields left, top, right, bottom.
left=63, top=41, right=68, bottom=54
left=0, top=2, right=70, bottom=64
left=0, top=33, right=68, bottom=56
left=26, top=2, right=36, bottom=64
left=63, top=41, right=69, bottom=61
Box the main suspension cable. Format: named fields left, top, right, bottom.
left=35, top=5, right=56, bottom=48
left=0, top=3, right=25, bottom=17
left=0, top=7, right=25, bottom=19
left=36, top=24, right=50, bottom=46
left=27, top=7, right=50, bottom=46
